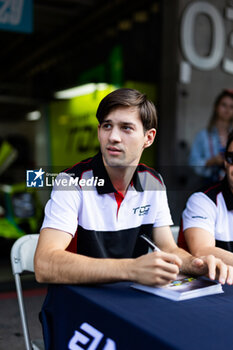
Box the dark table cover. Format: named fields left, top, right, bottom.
left=41, top=282, right=233, bottom=350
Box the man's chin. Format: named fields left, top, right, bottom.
left=106, top=161, right=125, bottom=168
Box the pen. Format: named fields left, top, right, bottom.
left=140, top=234, right=161, bottom=252
left=140, top=234, right=183, bottom=272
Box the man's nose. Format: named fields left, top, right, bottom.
left=108, top=127, right=121, bottom=142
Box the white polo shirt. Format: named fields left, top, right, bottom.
left=181, top=178, right=233, bottom=251
left=41, top=152, right=173, bottom=258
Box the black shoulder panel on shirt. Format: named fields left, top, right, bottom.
left=201, top=182, right=222, bottom=205
left=137, top=163, right=164, bottom=186
left=63, top=157, right=93, bottom=178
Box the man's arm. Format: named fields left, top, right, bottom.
left=184, top=227, right=233, bottom=266
left=34, top=228, right=129, bottom=284
left=153, top=226, right=233, bottom=284
left=34, top=228, right=182, bottom=286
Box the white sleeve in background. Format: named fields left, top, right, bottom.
left=41, top=173, right=81, bottom=236
left=182, top=192, right=217, bottom=236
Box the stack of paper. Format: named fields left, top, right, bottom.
left=132, top=274, right=223, bottom=301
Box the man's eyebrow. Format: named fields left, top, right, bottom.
left=120, top=122, right=135, bottom=126
left=101, top=119, right=136, bottom=126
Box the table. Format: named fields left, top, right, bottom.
left=41, top=282, right=233, bottom=350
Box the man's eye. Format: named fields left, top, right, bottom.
left=122, top=126, right=132, bottom=131
left=102, top=124, right=111, bottom=129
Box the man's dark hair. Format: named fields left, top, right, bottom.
left=226, top=130, right=233, bottom=153
left=96, top=88, right=157, bottom=131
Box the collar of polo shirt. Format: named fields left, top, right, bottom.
left=92, top=152, right=143, bottom=195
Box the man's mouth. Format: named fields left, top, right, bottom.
left=106, top=147, right=122, bottom=154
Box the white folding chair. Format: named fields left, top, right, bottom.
left=171, top=226, right=180, bottom=243
left=10, top=234, right=45, bottom=350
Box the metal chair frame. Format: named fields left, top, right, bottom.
left=10, top=234, right=44, bottom=350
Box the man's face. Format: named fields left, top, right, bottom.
left=225, top=140, right=233, bottom=192
left=98, top=106, right=156, bottom=168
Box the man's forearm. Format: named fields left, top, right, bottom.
left=34, top=250, right=132, bottom=284
left=35, top=248, right=184, bottom=286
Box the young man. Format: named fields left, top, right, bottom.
left=179, top=130, right=233, bottom=267
left=34, top=88, right=232, bottom=286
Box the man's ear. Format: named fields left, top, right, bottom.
left=144, top=128, right=156, bottom=149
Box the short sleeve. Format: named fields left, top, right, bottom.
left=41, top=172, right=81, bottom=236
left=153, top=190, right=173, bottom=227
left=182, top=192, right=216, bottom=236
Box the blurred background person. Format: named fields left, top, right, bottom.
left=189, top=89, right=233, bottom=185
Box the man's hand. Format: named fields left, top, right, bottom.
left=128, top=251, right=182, bottom=286
left=189, top=255, right=233, bottom=285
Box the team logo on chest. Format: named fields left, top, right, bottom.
left=133, top=205, right=151, bottom=216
